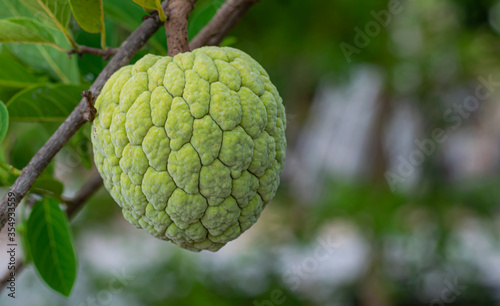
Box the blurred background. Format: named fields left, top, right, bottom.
left=1, top=0, right=500, bottom=305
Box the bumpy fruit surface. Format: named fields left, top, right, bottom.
left=91, top=46, right=286, bottom=252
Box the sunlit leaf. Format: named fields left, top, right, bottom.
left=27, top=197, right=77, bottom=296
left=131, top=0, right=165, bottom=21
left=6, top=84, right=86, bottom=122
left=69, top=0, right=104, bottom=33
left=131, top=0, right=157, bottom=9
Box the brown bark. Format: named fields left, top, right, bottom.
left=166, top=0, right=197, bottom=56
left=68, top=46, right=118, bottom=60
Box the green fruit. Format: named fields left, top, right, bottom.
left=91, top=46, right=286, bottom=252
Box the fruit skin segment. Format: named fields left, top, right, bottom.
left=91, top=46, right=286, bottom=252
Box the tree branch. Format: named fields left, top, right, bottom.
left=0, top=0, right=170, bottom=234
left=189, top=0, right=260, bottom=50
left=0, top=172, right=103, bottom=291
left=64, top=172, right=103, bottom=217
left=68, top=46, right=119, bottom=60
left=165, top=0, right=197, bottom=56
left=0, top=0, right=263, bottom=292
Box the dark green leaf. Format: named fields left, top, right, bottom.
left=69, top=0, right=104, bottom=33
left=31, top=176, right=64, bottom=196
left=0, top=17, right=61, bottom=50
left=0, top=100, right=8, bottom=143
left=103, top=0, right=142, bottom=30
left=6, top=84, right=86, bottom=122
left=27, top=197, right=77, bottom=296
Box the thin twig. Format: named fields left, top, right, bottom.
left=0, top=0, right=170, bottom=234
left=64, top=172, right=103, bottom=217
left=0, top=161, right=21, bottom=177
left=68, top=46, right=119, bottom=60
left=190, top=0, right=260, bottom=50
left=0, top=173, right=103, bottom=291
left=165, top=0, right=197, bottom=56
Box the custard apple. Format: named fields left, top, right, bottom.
left=91, top=46, right=286, bottom=252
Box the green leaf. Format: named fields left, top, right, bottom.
left=104, top=0, right=167, bottom=54
left=220, top=36, right=237, bottom=47
left=19, top=0, right=77, bottom=49
left=104, top=0, right=142, bottom=30
left=19, top=0, right=71, bottom=31
left=31, top=176, right=64, bottom=196
left=69, top=0, right=104, bottom=33
left=17, top=220, right=32, bottom=264
left=6, top=84, right=86, bottom=122
left=18, top=196, right=31, bottom=264
left=9, top=123, right=56, bottom=176
left=131, top=0, right=165, bottom=22
left=0, top=100, right=8, bottom=143
left=0, top=0, right=80, bottom=83
left=0, top=17, right=61, bottom=50
left=0, top=53, right=41, bottom=88
left=27, top=197, right=77, bottom=297
left=131, top=0, right=157, bottom=9
left=8, top=40, right=80, bottom=84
